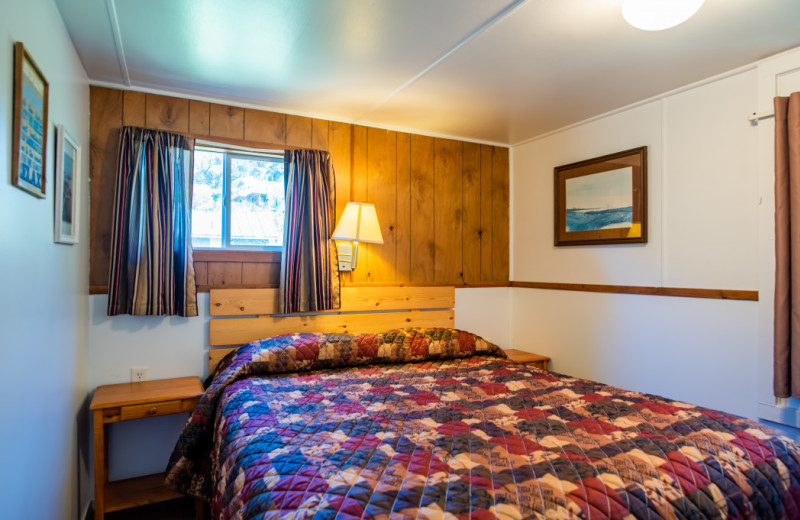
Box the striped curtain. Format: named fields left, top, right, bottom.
left=107, top=126, right=197, bottom=317
left=280, top=149, right=340, bottom=313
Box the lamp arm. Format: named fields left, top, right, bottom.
left=351, top=241, right=359, bottom=269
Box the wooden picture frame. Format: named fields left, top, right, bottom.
left=54, top=125, right=80, bottom=244
left=554, top=146, right=647, bottom=246
left=11, top=42, right=49, bottom=198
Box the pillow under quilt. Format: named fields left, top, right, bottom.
left=213, top=327, right=505, bottom=379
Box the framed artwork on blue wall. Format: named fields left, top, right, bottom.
left=11, top=42, right=49, bottom=198
left=554, top=146, right=647, bottom=246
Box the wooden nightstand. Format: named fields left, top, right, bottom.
left=90, top=376, right=204, bottom=520
left=504, top=349, right=551, bottom=370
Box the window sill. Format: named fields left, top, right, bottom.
left=193, top=249, right=281, bottom=263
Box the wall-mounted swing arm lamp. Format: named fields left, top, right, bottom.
left=331, top=202, right=383, bottom=272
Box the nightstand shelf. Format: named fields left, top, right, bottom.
left=104, top=473, right=183, bottom=513
left=90, top=376, right=204, bottom=520
left=504, top=348, right=550, bottom=370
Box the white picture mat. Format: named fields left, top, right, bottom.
left=54, top=125, right=80, bottom=244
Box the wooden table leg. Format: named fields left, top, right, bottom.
left=93, top=410, right=105, bottom=520
left=195, top=498, right=206, bottom=520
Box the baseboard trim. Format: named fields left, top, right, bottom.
left=758, top=402, right=800, bottom=429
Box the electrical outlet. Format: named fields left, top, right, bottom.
left=131, top=367, right=149, bottom=382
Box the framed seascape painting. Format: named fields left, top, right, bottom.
left=11, top=42, right=49, bottom=198
left=554, top=146, right=647, bottom=246
left=54, top=125, right=80, bottom=244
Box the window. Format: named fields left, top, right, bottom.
left=191, top=147, right=285, bottom=250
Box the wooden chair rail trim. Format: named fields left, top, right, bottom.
left=342, top=282, right=512, bottom=288
left=511, top=281, right=758, bottom=301
left=95, top=281, right=749, bottom=300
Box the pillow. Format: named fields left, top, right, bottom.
left=216, top=327, right=506, bottom=378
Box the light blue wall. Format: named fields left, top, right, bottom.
left=0, top=0, right=90, bottom=517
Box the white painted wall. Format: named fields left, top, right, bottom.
left=455, top=287, right=511, bottom=348
left=511, top=290, right=759, bottom=417
left=88, top=294, right=210, bottom=388
left=0, top=0, right=90, bottom=518
left=511, top=68, right=762, bottom=418
left=754, top=47, right=800, bottom=427
left=88, top=294, right=211, bottom=480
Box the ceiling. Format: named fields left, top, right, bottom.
left=55, top=0, right=800, bottom=145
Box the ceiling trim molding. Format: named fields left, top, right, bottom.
left=354, top=0, right=530, bottom=122
left=87, top=79, right=510, bottom=148
left=106, top=0, right=130, bottom=86
left=512, top=40, right=800, bottom=147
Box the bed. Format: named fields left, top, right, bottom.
left=166, top=288, right=800, bottom=519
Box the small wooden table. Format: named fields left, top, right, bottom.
left=504, top=349, right=551, bottom=370
left=90, top=376, right=204, bottom=520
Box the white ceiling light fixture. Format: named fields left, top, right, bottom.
left=622, top=0, right=705, bottom=31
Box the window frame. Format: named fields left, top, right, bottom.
left=192, top=144, right=285, bottom=253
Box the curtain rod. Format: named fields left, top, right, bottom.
left=748, top=111, right=775, bottom=125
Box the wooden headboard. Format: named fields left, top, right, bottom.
left=208, top=286, right=455, bottom=374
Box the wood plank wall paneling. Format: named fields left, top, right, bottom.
left=243, top=109, right=286, bottom=145
left=286, top=115, right=312, bottom=148
left=89, top=87, right=122, bottom=289
left=480, top=145, right=494, bottom=282
left=395, top=133, right=411, bottom=283
left=194, top=251, right=281, bottom=292
left=209, top=104, right=244, bottom=140
left=145, top=94, right=188, bottom=132
left=410, top=135, right=435, bottom=282
left=492, top=147, right=510, bottom=281
left=122, top=91, right=145, bottom=127
left=350, top=125, right=369, bottom=284
left=462, top=142, right=481, bottom=283
left=188, top=100, right=210, bottom=135
left=88, top=86, right=510, bottom=293
left=312, top=119, right=329, bottom=151
left=329, top=121, right=352, bottom=220
left=366, top=127, right=397, bottom=283
left=434, top=138, right=463, bottom=283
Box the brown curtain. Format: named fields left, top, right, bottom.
left=774, top=92, right=800, bottom=398
left=280, top=149, right=340, bottom=313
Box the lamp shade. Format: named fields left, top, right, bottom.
left=332, top=202, right=384, bottom=244
left=622, top=0, right=704, bottom=31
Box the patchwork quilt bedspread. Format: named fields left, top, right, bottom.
left=166, top=329, right=800, bottom=519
